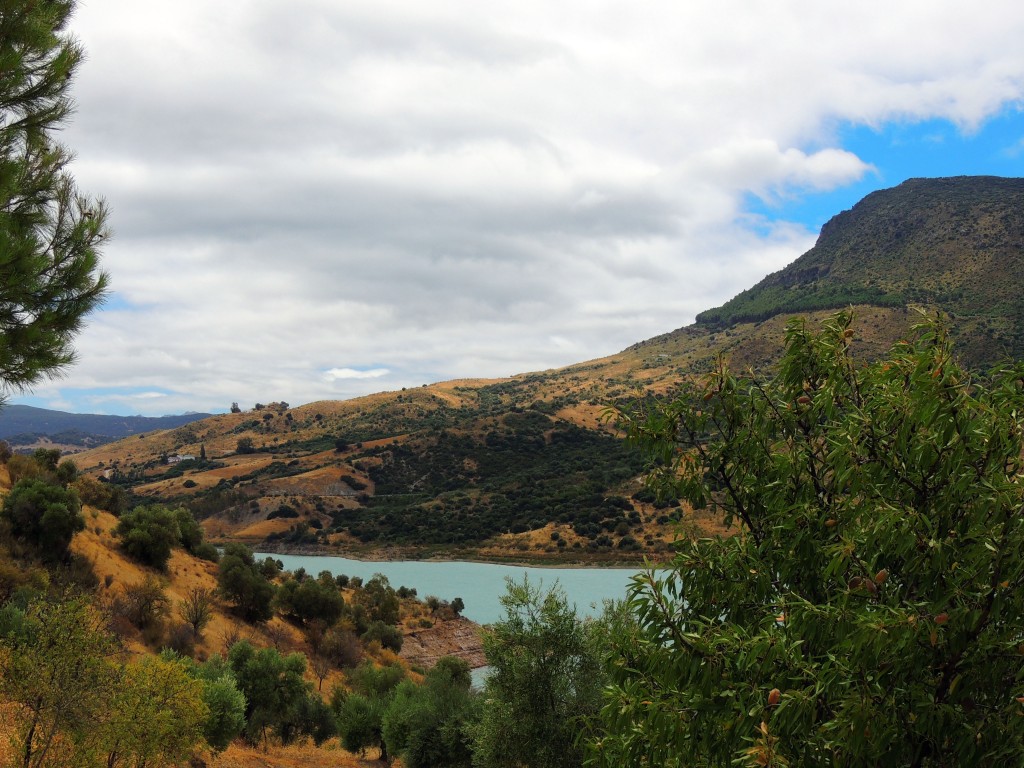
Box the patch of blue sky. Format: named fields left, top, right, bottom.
left=746, top=109, right=1024, bottom=235
left=98, top=292, right=136, bottom=312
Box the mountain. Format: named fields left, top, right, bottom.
left=697, top=176, right=1024, bottom=366
left=72, top=176, right=1024, bottom=562
left=0, top=405, right=213, bottom=450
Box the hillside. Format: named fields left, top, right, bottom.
left=696, top=176, right=1024, bottom=365
left=0, top=460, right=484, bottom=767
left=72, top=177, right=1024, bottom=562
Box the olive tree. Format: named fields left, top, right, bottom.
left=333, top=661, right=407, bottom=761
left=474, top=578, right=605, bottom=768
left=115, top=505, right=181, bottom=571
left=217, top=543, right=275, bottom=623
left=595, top=313, right=1024, bottom=767
left=383, top=657, right=478, bottom=768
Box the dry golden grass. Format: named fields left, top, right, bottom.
left=230, top=518, right=299, bottom=542
left=0, top=714, right=385, bottom=768
left=211, top=739, right=390, bottom=768
left=72, top=507, right=307, bottom=661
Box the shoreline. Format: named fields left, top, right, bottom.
left=244, top=541, right=661, bottom=570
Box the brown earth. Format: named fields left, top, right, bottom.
left=400, top=616, right=486, bottom=670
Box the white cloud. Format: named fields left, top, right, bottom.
left=20, top=0, right=1024, bottom=415
left=324, top=368, right=391, bottom=381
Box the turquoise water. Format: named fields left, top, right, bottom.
left=254, top=552, right=644, bottom=625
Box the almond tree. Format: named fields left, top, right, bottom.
left=597, top=313, right=1024, bottom=767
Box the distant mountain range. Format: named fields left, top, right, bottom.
left=0, top=405, right=212, bottom=449
left=71, top=176, right=1024, bottom=562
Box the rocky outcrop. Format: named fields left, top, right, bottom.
left=400, top=617, right=486, bottom=669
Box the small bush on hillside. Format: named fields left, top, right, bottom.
left=115, top=506, right=181, bottom=571
left=164, top=621, right=196, bottom=656
left=6, top=454, right=51, bottom=484
left=191, top=541, right=220, bottom=563
left=322, top=627, right=364, bottom=669
left=32, top=448, right=60, bottom=471
left=72, top=475, right=128, bottom=515
left=111, top=575, right=171, bottom=647
left=55, top=458, right=77, bottom=486
left=217, top=543, right=275, bottom=623
left=362, top=620, right=403, bottom=653
left=267, top=504, right=299, bottom=520
left=275, top=576, right=345, bottom=626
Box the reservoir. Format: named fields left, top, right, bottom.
left=255, top=552, right=644, bottom=625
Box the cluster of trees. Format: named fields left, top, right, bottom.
left=0, top=530, right=601, bottom=768
left=333, top=656, right=477, bottom=766
left=0, top=591, right=344, bottom=763
left=326, top=575, right=634, bottom=768
left=338, top=421, right=645, bottom=546
left=215, top=543, right=409, bottom=666
left=695, top=282, right=904, bottom=328
left=0, top=487, right=478, bottom=766
left=235, top=437, right=257, bottom=454
left=115, top=503, right=219, bottom=570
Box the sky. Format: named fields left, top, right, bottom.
left=10, top=0, right=1024, bottom=416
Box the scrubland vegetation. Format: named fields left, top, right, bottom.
left=0, top=445, right=480, bottom=766
left=0, top=442, right=610, bottom=766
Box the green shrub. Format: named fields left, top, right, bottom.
left=217, top=544, right=275, bottom=623
left=71, top=475, right=128, bottom=515
left=275, top=577, right=345, bottom=626
left=115, top=506, right=181, bottom=571
left=362, top=620, right=403, bottom=653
